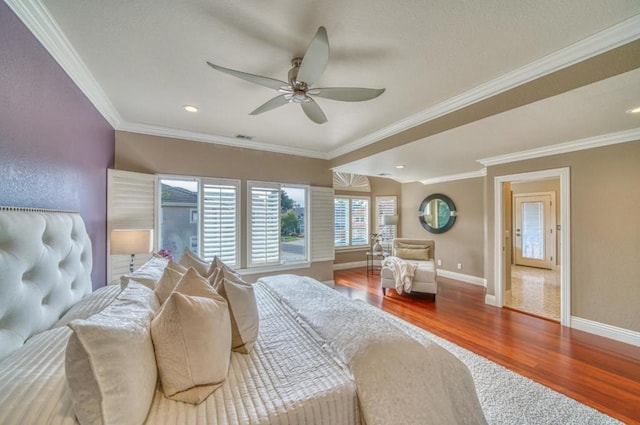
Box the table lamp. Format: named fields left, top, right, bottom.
left=110, top=229, right=153, bottom=272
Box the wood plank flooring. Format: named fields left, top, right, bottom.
left=334, top=267, right=640, bottom=424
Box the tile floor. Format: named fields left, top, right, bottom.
left=504, top=265, right=560, bottom=321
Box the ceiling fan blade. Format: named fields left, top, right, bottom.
left=297, top=27, right=329, bottom=86
left=249, top=95, right=290, bottom=115
left=312, top=87, right=385, bottom=102
left=207, top=61, right=287, bottom=90
left=301, top=99, right=327, bottom=124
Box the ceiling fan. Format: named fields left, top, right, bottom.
left=206, top=26, right=385, bottom=124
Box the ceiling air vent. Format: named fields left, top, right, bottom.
left=235, top=134, right=253, bottom=140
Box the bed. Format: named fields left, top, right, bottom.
left=0, top=207, right=487, bottom=425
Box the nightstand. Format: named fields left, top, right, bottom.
left=366, top=251, right=388, bottom=275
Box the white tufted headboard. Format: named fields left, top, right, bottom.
left=0, top=207, right=93, bottom=360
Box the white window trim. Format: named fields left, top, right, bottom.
left=334, top=195, right=371, bottom=249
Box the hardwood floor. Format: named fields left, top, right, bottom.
left=334, top=267, right=640, bottom=424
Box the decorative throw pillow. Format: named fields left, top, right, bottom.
left=212, top=268, right=259, bottom=354
left=395, top=247, right=430, bottom=261
left=154, top=265, right=185, bottom=305
left=178, top=248, right=216, bottom=277
left=120, top=254, right=169, bottom=289
left=151, top=268, right=231, bottom=404
left=65, top=282, right=160, bottom=425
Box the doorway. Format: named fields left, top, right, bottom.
left=493, top=168, right=570, bottom=326
left=505, top=189, right=560, bottom=320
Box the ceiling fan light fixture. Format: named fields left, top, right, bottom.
left=291, top=91, right=310, bottom=104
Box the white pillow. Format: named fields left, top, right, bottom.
left=212, top=268, right=259, bottom=354
left=154, top=261, right=187, bottom=304
left=178, top=248, right=213, bottom=277
left=151, top=268, right=231, bottom=404
left=120, top=254, right=169, bottom=289
left=65, top=282, right=160, bottom=425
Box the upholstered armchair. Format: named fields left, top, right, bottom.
left=380, top=238, right=437, bottom=296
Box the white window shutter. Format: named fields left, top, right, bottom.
left=200, top=179, right=240, bottom=267
left=248, top=182, right=280, bottom=267
left=310, top=187, right=335, bottom=261
left=376, top=196, right=398, bottom=245
left=107, top=169, right=156, bottom=284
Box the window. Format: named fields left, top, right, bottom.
left=248, top=181, right=308, bottom=268
left=376, top=196, right=397, bottom=248
left=200, top=179, right=240, bottom=266
left=159, top=177, right=240, bottom=267
left=334, top=196, right=370, bottom=248
left=159, top=178, right=199, bottom=259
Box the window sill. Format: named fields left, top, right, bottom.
left=237, top=262, right=311, bottom=276
left=334, top=246, right=371, bottom=253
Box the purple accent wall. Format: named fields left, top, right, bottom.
left=0, top=3, right=114, bottom=289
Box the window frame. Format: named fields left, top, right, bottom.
left=157, top=174, right=240, bottom=268
left=334, top=195, right=371, bottom=251
left=375, top=196, right=398, bottom=249
left=247, top=180, right=310, bottom=269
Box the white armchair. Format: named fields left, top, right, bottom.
left=381, top=238, right=437, bottom=297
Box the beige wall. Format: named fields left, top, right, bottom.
left=485, top=141, right=640, bottom=332
left=115, top=131, right=334, bottom=282
left=511, top=178, right=560, bottom=266
left=401, top=178, right=485, bottom=278
left=334, top=176, right=402, bottom=265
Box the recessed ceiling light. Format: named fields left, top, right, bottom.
left=626, top=106, right=640, bottom=114
left=184, top=105, right=199, bottom=113
left=395, top=165, right=405, bottom=169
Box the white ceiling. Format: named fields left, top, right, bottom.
left=15, top=0, right=640, bottom=181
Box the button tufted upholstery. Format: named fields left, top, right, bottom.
left=0, top=208, right=92, bottom=360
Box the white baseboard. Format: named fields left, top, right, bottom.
left=571, top=316, right=640, bottom=347
left=485, top=294, right=497, bottom=306
left=438, top=269, right=487, bottom=287
left=333, top=260, right=367, bottom=270
left=322, top=280, right=336, bottom=288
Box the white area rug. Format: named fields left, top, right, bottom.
left=381, top=310, right=620, bottom=424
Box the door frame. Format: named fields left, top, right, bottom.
left=493, top=168, right=571, bottom=326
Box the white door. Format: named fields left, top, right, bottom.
left=513, top=193, right=555, bottom=269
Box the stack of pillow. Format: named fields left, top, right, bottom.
left=65, top=249, right=259, bottom=425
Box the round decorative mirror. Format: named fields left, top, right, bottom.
left=418, top=194, right=457, bottom=234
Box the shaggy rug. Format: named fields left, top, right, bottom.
left=382, top=311, right=621, bottom=424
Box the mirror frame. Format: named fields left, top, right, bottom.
left=418, top=193, right=457, bottom=234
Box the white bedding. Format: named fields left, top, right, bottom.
left=0, top=283, right=360, bottom=425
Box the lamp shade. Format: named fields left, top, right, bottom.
left=110, top=229, right=153, bottom=255
left=382, top=214, right=399, bottom=226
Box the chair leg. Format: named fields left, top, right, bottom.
left=382, top=287, right=386, bottom=296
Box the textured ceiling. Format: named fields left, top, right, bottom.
left=30, top=0, right=640, bottom=180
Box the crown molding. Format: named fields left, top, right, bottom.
left=118, top=122, right=328, bottom=159
left=5, top=0, right=122, bottom=128
left=478, top=128, right=640, bottom=167
left=328, top=14, right=640, bottom=159
left=419, top=168, right=486, bottom=185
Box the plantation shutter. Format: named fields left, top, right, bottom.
left=351, top=198, right=369, bottom=246
left=310, top=187, right=335, bottom=261
left=376, top=196, right=397, bottom=245
left=334, top=198, right=349, bottom=247
left=107, top=169, right=156, bottom=284
left=201, top=179, right=240, bottom=267
left=248, top=182, right=280, bottom=267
